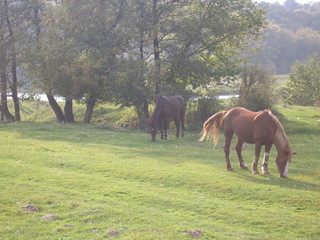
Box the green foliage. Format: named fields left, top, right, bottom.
left=0, top=106, right=319, bottom=239
left=186, top=96, right=221, bottom=131
left=20, top=0, right=266, bottom=113
left=160, top=0, right=266, bottom=88
left=237, top=65, right=278, bottom=111
left=284, top=55, right=320, bottom=106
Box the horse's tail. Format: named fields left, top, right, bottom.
left=199, top=110, right=227, bottom=147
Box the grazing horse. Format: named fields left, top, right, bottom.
left=199, top=107, right=296, bottom=178
left=147, top=95, right=186, bottom=142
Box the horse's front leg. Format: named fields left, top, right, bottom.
left=164, top=121, right=168, bottom=140
left=252, top=142, right=262, bottom=174
left=160, top=120, right=164, bottom=140
left=235, top=139, right=248, bottom=169
left=261, top=144, right=272, bottom=174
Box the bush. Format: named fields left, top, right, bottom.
left=237, top=65, right=278, bottom=111
left=284, top=55, right=320, bottom=107
left=186, top=91, right=221, bottom=131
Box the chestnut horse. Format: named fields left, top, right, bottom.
left=147, top=96, right=186, bottom=142
left=199, top=107, right=296, bottom=178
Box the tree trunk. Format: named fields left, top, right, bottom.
left=152, top=0, right=161, bottom=95
left=136, top=101, right=150, bottom=129
left=83, top=90, right=97, bottom=123
left=64, top=99, right=75, bottom=123
left=0, top=46, right=15, bottom=122
left=10, top=50, right=20, bottom=121
left=0, top=0, right=15, bottom=122
left=143, top=100, right=149, bottom=119
left=0, top=81, right=15, bottom=122
left=0, top=75, right=15, bottom=121
left=83, top=99, right=96, bottom=124
left=46, top=94, right=65, bottom=123
left=4, top=0, right=20, bottom=121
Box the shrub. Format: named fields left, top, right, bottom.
left=284, top=55, right=320, bottom=107
left=237, top=65, right=278, bottom=111
left=186, top=90, right=221, bottom=130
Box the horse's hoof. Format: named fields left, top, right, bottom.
left=252, top=170, right=259, bottom=174
left=240, top=165, right=248, bottom=170
left=262, top=171, right=270, bottom=175
left=225, top=168, right=233, bottom=171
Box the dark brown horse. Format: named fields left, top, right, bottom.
left=199, top=107, right=296, bottom=178
left=147, top=96, right=186, bottom=142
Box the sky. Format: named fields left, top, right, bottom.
left=256, top=0, right=319, bottom=4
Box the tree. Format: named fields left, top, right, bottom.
left=24, top=0, right=129, bottom=123
left=117, top=0, right=266, bottom=119
left=238, top=64, right=278, bottom=111
left=0, top=0, right=23, bottom=121
left=284, top=55, right=320, bottom=106
left=21, top=0, right=267, bottom=124
left=54, top=0, right=128, bottom=123
left=23, top=1, right=67, bottom=123
left=135, top=0, right=267, bottom=93
left=255, top=1, right=320, bottom=74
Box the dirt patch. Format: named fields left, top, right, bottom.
left=187, top=229, right=203, bottom=238
left=21, top=205, right=39, bottom=212
left=107, top=230, right=121, bottom=236
left=63, top=224, right=74, bottom=228
left=41, top=214, right=56, bottom=221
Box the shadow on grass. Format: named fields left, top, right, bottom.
left=233, top=169, right=320, bottom=193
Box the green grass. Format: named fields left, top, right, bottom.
left=0, top=105, right=319, bottom=239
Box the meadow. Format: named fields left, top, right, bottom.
left=0, top=104, right=319, bottom=239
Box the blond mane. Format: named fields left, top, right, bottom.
left=269, top=112, right=292, bottom=152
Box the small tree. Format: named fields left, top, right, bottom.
left=238, top=65, right=278, bottom=111
left=284, top=55, right=320, bottom=106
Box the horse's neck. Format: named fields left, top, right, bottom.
left=151, top=98, right=163, bottom=124
left=273, top=128, right=291, bottom=154
left=153, top=97, right=165, bottom=120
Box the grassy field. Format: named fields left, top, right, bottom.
left=0, top=105, right=319, bottom=239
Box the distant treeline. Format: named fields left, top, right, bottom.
left=255, top=0, right=320, bottom=74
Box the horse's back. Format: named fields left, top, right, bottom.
left=224, top=107, right=278, bottom=144
left=165, top=96, right=186, bottom=116
left=224, top=107, right=257, bottom=124
left=253, top=110, right=278, bottom=144
left=224, top=107, right=277, bottom=144
left=223, top=108, right=255, bottom=142
left=167, top=96, right=185, bottom=106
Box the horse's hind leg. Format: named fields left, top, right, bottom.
left=261, top=144, right=272, bottom=174
left=181, top=114, right=185, bottom=137
left=175, top=119, right=180, bottom=138
left=252, top=142, right=262, bottom=174
left=224, top=133, right=233, bottom=171
left=235, top=139, right=248, bottom=169
left=164, top=121, right=168, bottom=140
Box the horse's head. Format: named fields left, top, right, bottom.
left=276, top=150, right=297, bottom=178
left=146, top=117, right=157, bottom=142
